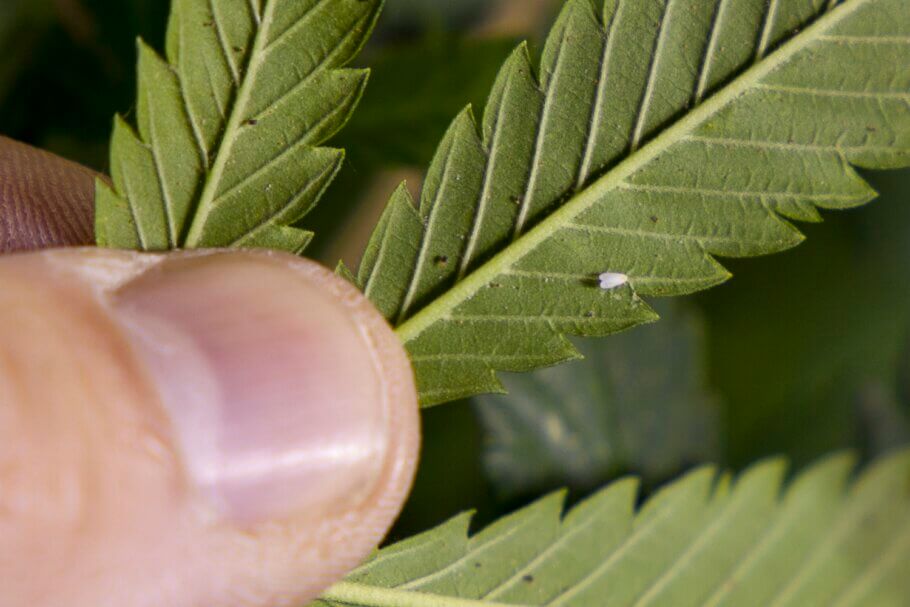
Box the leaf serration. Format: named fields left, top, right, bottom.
left=353, top=0, right=910, bottom=406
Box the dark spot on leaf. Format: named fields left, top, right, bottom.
left=523, top=575, right=534, bottom=583
left=489, top=282, right=502, bottom=288
left=474, top=562, right=482, bottom=569
left=435, top=255, right=449, bottom=268
left=233, top=46, right=243, bottom=53
left=650, top=215, right=659, bottom=223
left=246, top=119, right=258, bottom=126
left=585, top=311, right=594, bottom=318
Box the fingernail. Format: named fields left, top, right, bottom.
left=111, top=253, right=390, bottom=524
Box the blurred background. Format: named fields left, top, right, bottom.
left=2, top=0, right=907, bottom=540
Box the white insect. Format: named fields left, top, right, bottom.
left=598, top=272, right=629, bottom=291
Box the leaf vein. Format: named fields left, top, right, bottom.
left=512, top=19, right=570, bottom=239
left=208, top=0, right=241, bottom=83
left=693, top=0, right=729, bottom=104
left=757, top=82, right=910, bottom=99
left=576, top=4, right=620, bottom=188
left=755, top=0, right=782, bottom=60
left=630, top=0, right=674, bottom=151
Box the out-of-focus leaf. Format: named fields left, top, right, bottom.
left=475, top=301, right=720, bottom=499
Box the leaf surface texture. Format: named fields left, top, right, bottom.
left=353, top=0, right=910, bottom=405
left=95, top=0, right=381, bottom=253
left=315, top=449, right=910, bottom=607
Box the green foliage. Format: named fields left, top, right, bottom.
left=315, top=449, right=910, bottom=607
left=352, top=0, right=910, bottom=406
left=475, top=301, right=720, bottom=499
left=95, top=0, right=382, bottom=253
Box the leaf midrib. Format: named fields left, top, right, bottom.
left=183, top=0, right=280, bottom=246
left=393, top=0, right=866, bottom=346
left=322, top=582, right=527, bottom=607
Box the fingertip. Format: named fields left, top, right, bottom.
left=0, top=248, right=420, bottom=606
left=112, top=251, right=420, bottom=526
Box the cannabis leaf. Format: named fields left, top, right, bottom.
left=95, top=0, right=382, bottom=253
left=314, top=449, right=910, bottom=607
left=352, top=0, right=910, bottom=406
left=476, top=301, right=720, bottom=499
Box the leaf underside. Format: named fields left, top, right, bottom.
left=352, top=0, right=910, bottom=406
left=95, top=0, right=382, bottom=254
left=315, top=449, right=910, bottom=607
left=475, top=300, right=720, bottom=499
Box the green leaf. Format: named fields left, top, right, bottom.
left=95, top=0, right=382, bottom=253
left=475, top=300, right=720, bottom=499
left=353, top=0, right=910, bottom=406
left=314, top=449, right=910, bottom=607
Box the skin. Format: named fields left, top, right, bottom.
left=0, top=136, right=421, bottom=607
